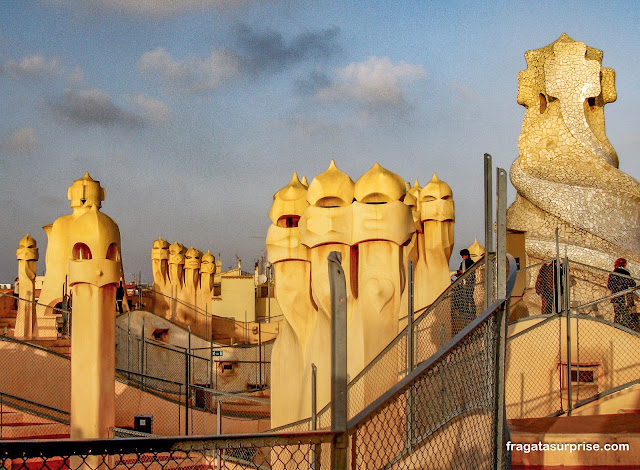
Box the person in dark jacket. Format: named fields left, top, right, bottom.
left=607, top=258, right=637, bottom=330
left=454, top=249, right=476, bottom=327
left=116, top=281, right=125, bottom=315
left=535, top=260, right=563, bottom=314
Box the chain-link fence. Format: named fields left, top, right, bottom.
left=1, top=252, right=515, bottom=469
left=0, top=392, right=69, bottom=440
left=274, top=256, right=490, bottom=433
left=351, top=310, right=502, bottom=469
left=1, top=330, right=272, bottom=438
left=0, top=259, right=514, bottom=470
left=135, top=285, right=279, bottom=345
left=506, top=257, right=640, bottom=419
left=1, top=432, right=335, bottom=470
left=116, top=325, right=272, bottom=395
left=0, top=293, right=512, bottom=469
left=413, top=257, right=489, bottom=364
left=0, top=291, right=71, bottom=338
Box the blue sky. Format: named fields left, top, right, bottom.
left=1, top=0, right=639, bottom=282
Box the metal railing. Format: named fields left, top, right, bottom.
left=0, top=392, right=69, bottom=440
left=506, top=257, right=640, bottom=419
left=273, top=255, right=490, bottom=433
left=0, top=253, right=517, bottom=470
left=136, top=285, right=279, bottom=344
left=1, top=333, right=271, bottom=438
left=116, top=323, right=272, bottom=396
left=0, top=291, right=71, bottom=337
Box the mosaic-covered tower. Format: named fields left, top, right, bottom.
left=507, top=34, right=640, bottom=272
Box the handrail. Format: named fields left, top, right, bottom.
left=413, top=255, right=487, bottom=329
left=0, top=430, right=337, bottom=458
left=348, top=253, right=517, bottom=431
left=573, top=285, right=640, bottom=311
left=0, top=334, right=69, bottom=360
left=569, top=259, right=640, bottom=282
left=188, top=384, right=270, bottom=404
left=272, top=254, right=497, bottom=432
left=116, top=368, right=184, bottom=388
left=0, top=391, right=69, bottom=425
left=0, top=292, right=70, bottom=316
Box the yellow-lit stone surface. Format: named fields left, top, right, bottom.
left=67, top=204, right=122, bottom=440
left=15, top=234, right=38, bottom=338
left=199, top=250, right=216, bottom=308
left=353, top=163, right=415, bottom=409
left=416, top=173, right=455, bottom=307
left=151, top=237, right=171, bottom=319
left=266, top=173, right=318, bottom=428
left=38, top=172, right=110, bottom=337
left=468, top=238, right=486, bottom=262
left=507, top=34, right=640, bottom=272
left=270, top=162, right=455, bottom=427
left=179, top=246, right=202, bottom=324
left=151, top=238, right=216, bottom=335
left=299, top=161, right=356, bottom=420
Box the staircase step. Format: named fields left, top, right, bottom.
left=27, top=339, right=71, bottom=348
left=0, top=422, right=70, bottom=439
left=3, top=433, right=70, bottom=441
left=0, top=410, right=60, bottom=425
left=7, top=456, right=68, bottom=470
left=0, top=410, right=26, bottom=425
left=25, top=339, right=71, bottom=356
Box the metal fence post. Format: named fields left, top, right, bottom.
left=185, top=327, right=191, bottom=436
left=311, top=363, right=318, bottom=470
left=328, top=251, right=348, bottom=470
left=407, top=260, right=415, bottom=373
left=127, top=310, right=131, bottom=375
left=258, top=322, right=263, bottom=388
left=311, top=363, right=318, bottom=431
left=140, top=317, right=145, bottom=390
left=406, top=259, right=415, bottom=451
left=565, top=257, right=573, bottom=415
left=485, top=153, right=495, bottom=308
left=217, top=397, right=222, bottom=469
left=209, top=334, right=214, bottom=411
left=178, top=384, right=182, bottom=435
left=493, top=167, right=507, bottom=470
left=171, top=285, right=175, bottom=321
left=496, top=167, right=507, bottom=300
left=555, top=228, right=560, bottom=315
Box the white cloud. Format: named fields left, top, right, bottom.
left=61, top=0, right=252, bottom=17
left=2, top=54, right=83, bottom=84
left=316, top=56, right=427, bottom=109
left=127, top=94, right=174, bottom=126
left=3, top=128, right=39, bottom=154
left=138, top=46, right=241, bottom=92
left=15, top=55, right=60, bottom=75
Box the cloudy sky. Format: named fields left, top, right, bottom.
left=1, top=0, right=639, bottom=283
